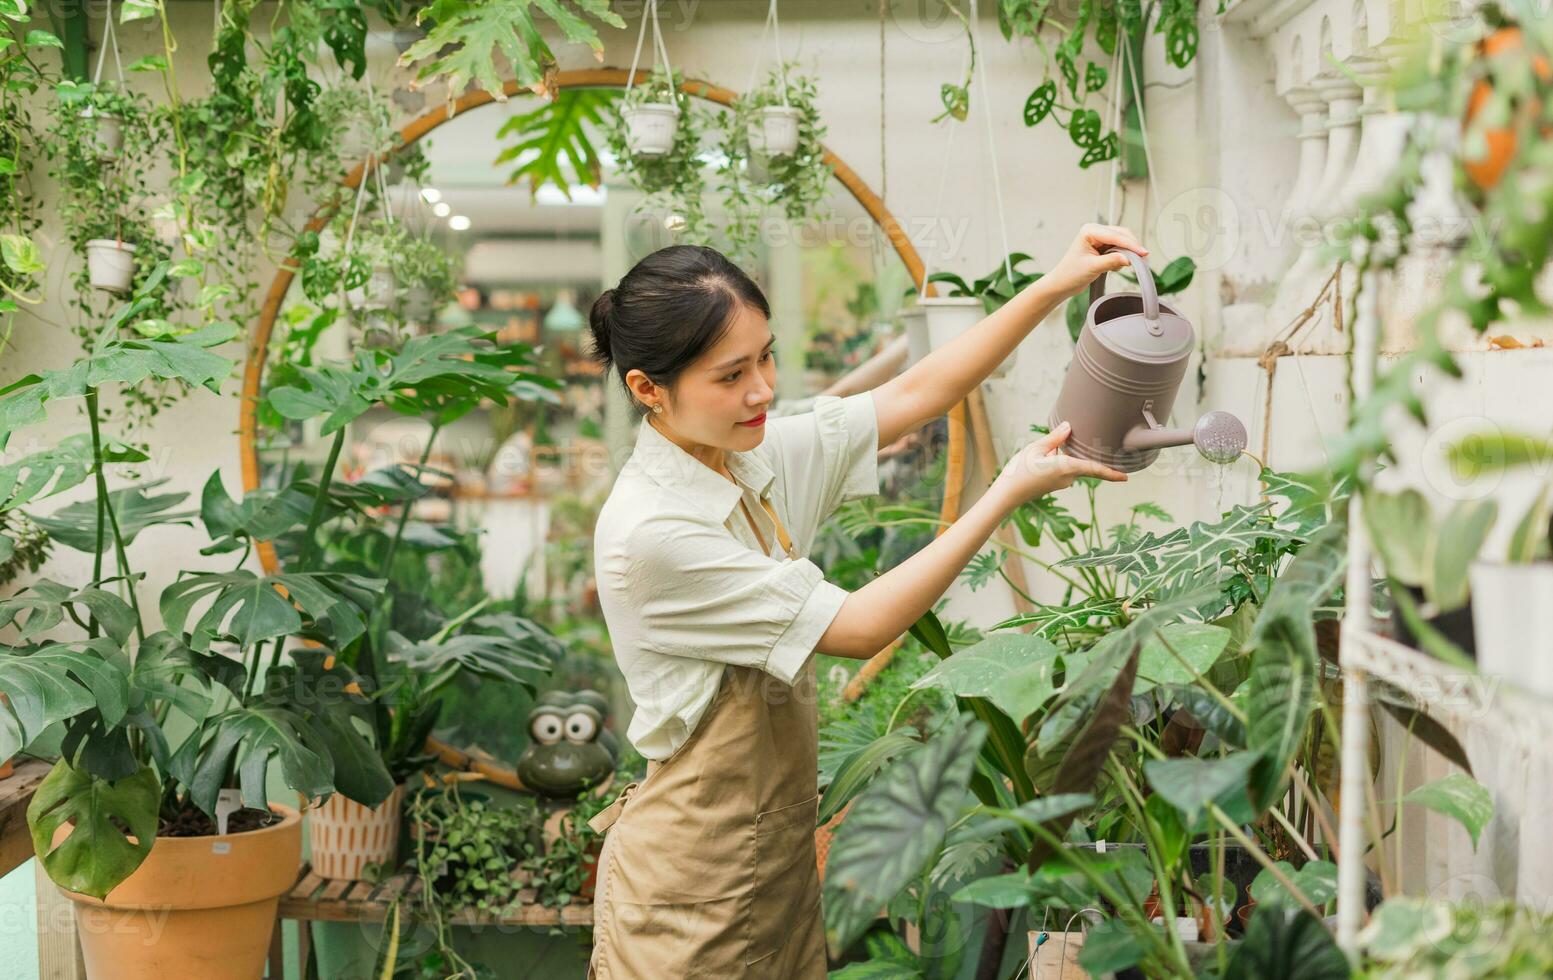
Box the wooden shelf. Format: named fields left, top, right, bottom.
left=277, top=861, right=593, bottom=927
left=0, top=759, right=50, bottom=879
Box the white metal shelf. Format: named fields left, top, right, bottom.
left=1341, top=626, right=1553, bottom=755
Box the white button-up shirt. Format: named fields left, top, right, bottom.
left=594, top=391, right=881, bottom=760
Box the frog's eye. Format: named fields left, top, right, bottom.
left=564, top=712, right=598, bottom=743
left=531, top=712, right=564, bottom=745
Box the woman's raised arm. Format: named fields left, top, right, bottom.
left=869, top=223, right=1148, bottom=450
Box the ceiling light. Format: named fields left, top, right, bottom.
left=420, top=187, right=442, bottom=204
left=448, top=215, right=471, bottom=231
left=433, top=202, right=451, bottom=217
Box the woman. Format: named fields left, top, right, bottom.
left=586, top=224, right=1145, bottom=979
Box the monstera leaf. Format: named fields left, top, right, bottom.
left=495, top=88, right=616, bottom=198
left=398, top=0, right=624, bottom=102
left=384, top=626, right=554, bottom=696
left=169, top=704, right=338, bottom=813
left=160, top=570, right=383, bottom=652
left=0, top=434, right=146, bottom=513
left=31, top=480, right=196, bottom=552
left=128, top=630, right=244, bottom=725
left=1245, top=516, right=1347, bottom=812
left=0, top=638, right=130, bottom=761
left=823, top=715, right=986, bottom=957
left=0, top=579, right=137, bottom=644
left=28, top=760, right=161, bottom=900
left=0, top=321, right=237, bottom=448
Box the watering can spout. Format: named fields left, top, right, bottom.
left=1122, top=411, right=1248, bottom=465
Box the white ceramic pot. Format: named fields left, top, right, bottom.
left=624, top=102, right=680, bottom=156
left=306, top=782, right=407, bottom=880
left=402, top=284, right=437, bottom=324
left=85, top=111, right=124, bottom=161
left=758, top=105, right=801, bottom=157
left=1468, top=560, right=1553, bottom=903
left=84, top=239, right=137, bottom=294
left=900, top=296, right=1011, bottom=376
left=346, top=264, right=395, bottom=311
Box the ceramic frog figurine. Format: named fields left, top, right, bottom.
left=516, top=690, right=619, bottom=798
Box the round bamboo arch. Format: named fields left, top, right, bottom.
left=237, top=68, right=975, bottom=791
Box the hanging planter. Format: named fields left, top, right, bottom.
left=901, top=296, right=986, bottom=370
left=51, top=803, right=301, bottom=980
left=345, top=262, right=395, bottom=311
left=623, top=100, right=680, bottom=156
left=306, top=783, right=408, bottom=880
left=84, top=238, right=137, bottom=293
left=755, top=104, right=801, bottom=157
left=81, top=106, right=124, bottom=161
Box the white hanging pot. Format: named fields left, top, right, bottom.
left=346, top=264, right=396, bottom=311
left=402, top=284, right=437, bottom=324
left=84, top=239, right=137, bottom=293
left=82, top=109, right=124, bottom=161
left=758, top=105, right=801, bottom=157
left=900, top=296, right=1010, bottom=377
left=1469, top=561, right=1553, bottom=697
left=624, top=102, right=680, bottom=156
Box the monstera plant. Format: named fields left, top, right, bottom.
left=0, top=259, right=560, bottom=907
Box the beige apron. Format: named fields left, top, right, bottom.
left=587, top=494, right=827, bottom=980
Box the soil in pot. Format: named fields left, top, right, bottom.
left=51, top=801, right=301, bottom=980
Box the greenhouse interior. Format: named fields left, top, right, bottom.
left=0, top=0, right=1550, bottom=977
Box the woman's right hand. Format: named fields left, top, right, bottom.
left=992, top=421, right=1127, bottom=505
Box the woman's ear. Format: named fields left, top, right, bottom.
left=623, top=368, right=660, bottom=411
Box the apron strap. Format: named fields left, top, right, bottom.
left=586, top=760, right=664, bottom=834
left=739, top=495, right=797, bottom=560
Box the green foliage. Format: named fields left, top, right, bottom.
left=605, top=67, right=710, bottom=240
left=494, top=89, right=616, bottom=199
left=1358, top=899, right=1553, bottom=976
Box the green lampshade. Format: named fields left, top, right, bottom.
left=544, top=292, right=584, bottom=333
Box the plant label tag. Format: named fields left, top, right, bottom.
left=211, top=842, right=232, bottom=855
left=215, top=788, right=243, bottom=837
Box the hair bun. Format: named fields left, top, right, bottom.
left=588, top=288, right=616, bottom=367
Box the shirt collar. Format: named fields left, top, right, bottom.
left=630, top=415, right=775, bottom=519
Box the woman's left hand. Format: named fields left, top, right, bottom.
left=1042, top=223, right=1149, bottom=302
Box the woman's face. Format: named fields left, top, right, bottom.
left=629, top=302, right=777, bottom=454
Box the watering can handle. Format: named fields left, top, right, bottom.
left=1087, top=246, right=1160, bottom=325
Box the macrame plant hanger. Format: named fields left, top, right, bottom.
left=743, top=0, right=791, bottom=107
left=625, top=0, right=679, bottom=107
left=93, top=1, right=127, bottom=90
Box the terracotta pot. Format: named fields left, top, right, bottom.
left=0, top=759, right=12, bottom=779
left=306, top=783, right=407, bottom=880
left=51, top=803, right=301, bottom=980
left=1463, top=27, right=1553, bottom=191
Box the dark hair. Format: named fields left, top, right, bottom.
left=588, top=245, right=770, bottom=412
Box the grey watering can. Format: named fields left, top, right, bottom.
left=1050, top=247, right=1246, bottom=474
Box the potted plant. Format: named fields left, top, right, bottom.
left=718, top=65, right=829, bottom=262
left=607, top=67, right=708, bottom=240
left=77, top=83, right=139, bottom=162
left=902, top=253, right=1045, bottom=376
left=80, top=214, right=140, bottom=294
left=1446, top=429, right=1553, bottom=694
left=390, top=233, right=458, bottom=326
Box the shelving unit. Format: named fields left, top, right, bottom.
left=1333, top=260, right=1553, bottom=956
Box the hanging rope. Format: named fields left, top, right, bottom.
left=743, top=0, right=792, bottom=105
left=969, top=0, right=1014, bottom=284
left=625, top=0, right=677, bottom=103
left=93, top=0, right=126, bottom=86
left=1120, top=27, right=1161, bottom=220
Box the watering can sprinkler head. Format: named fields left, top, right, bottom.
left=1050, top=247, right=1249, bottom=474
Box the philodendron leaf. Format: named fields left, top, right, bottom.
left=1356, top=898, right=1453, bottom=961
left=823, top=715, right=986, bottom=957
left=1402, top=773, right=1494, bottom=849
left=31, top=480, right=195, bottom=552
left=0, top=579, right=137, bottom=645
left=1362, top=489, right=1432, bottom=586
left=818, top=728, right=920, bottom=825
left=1225, top=905, right=1348, bottom=980
left=1249, top=859, right=1338, bottom=908
left=160, top=570, right=382, bottom=652
left=1143, top=750, right=1259, bottom=825
left=0, top=638, right=130, bottom=761
left=1025, top=642, right=1140, bottom=872
left=910, top=633, right=1063, bottom=721
left=1245, top=516, right=1347, bottom=812
left=169, top=704, right=336, bottom=813
left=1077, top=917, right=1145, bottom=975
left=27, top=760, right=160, bottom=900
left=1429, top=498, right=1497, bottom=611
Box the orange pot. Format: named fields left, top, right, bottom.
left=1464, top=26, right=1553, bottom=191
left=50, top=804, right=301, bottom=980
left=305, top=783, right=407, bottom=880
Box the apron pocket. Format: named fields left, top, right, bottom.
left=746, top=795, right=821, bottom=966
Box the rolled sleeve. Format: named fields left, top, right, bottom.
left=625, top=514, right=849, bottom=681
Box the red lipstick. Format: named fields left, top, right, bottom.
left=737, top=412, right=767, bottom=428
